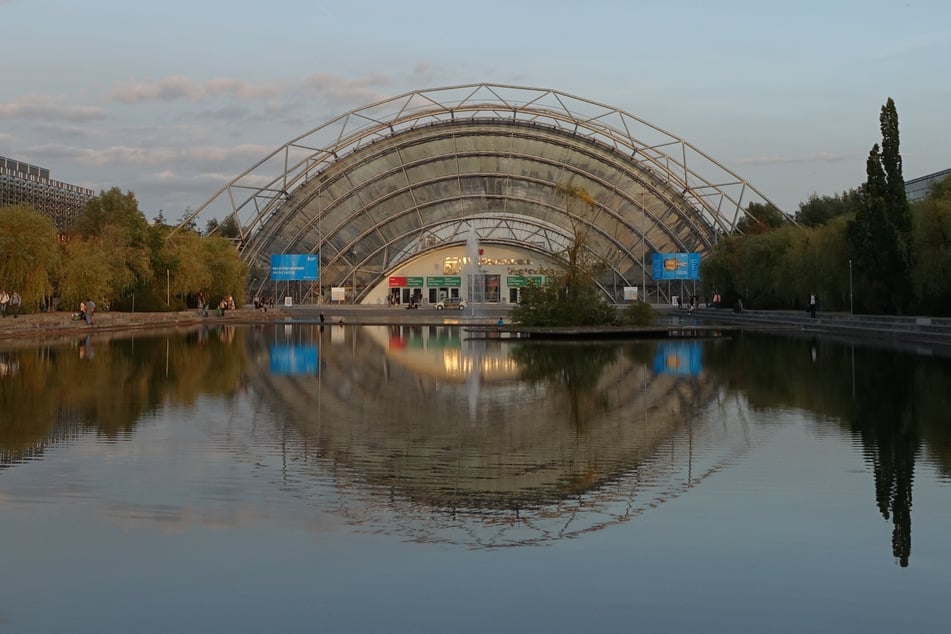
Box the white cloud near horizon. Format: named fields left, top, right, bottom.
left=0, top=95, right=104, bottom=121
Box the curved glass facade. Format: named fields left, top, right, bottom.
left=180, top=84, right=778, bottom=303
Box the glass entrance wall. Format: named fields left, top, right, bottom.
left=464, top=274, right=501, bottom=304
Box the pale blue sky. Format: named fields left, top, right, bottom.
left=2, top=0, right=949, bottom=219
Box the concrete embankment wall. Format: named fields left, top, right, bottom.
left=672, top=306, right=951, bottom=349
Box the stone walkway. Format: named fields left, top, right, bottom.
left=0, top=308, right=284, bottom=341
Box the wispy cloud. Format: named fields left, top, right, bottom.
left=0, top=95, right=104, bottom=121
left=301, top=73, right=390, bottom=104
left=109, top=76, right=282, bottom=104
left=734, top=152, right=854, bottom=166
left=26, top=143, right=272, bottom=167
left=106, top=71, right=392, bottom=107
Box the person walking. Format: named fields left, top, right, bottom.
left=0, top=290, right=8, bottom=317
left=9, top=291, right=21, bottom=318
left=809, top=292, right=818, bottom=318
left=84, top=298, right=96, bottom=325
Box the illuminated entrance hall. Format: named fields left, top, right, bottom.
left=183, top=84, right=778, bottom=303
left=374, top=246, right=549, bottom=307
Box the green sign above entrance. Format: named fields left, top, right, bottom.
left=506, top=276, right=545, bottom=287
left=426, top=276, right=461, bottom=287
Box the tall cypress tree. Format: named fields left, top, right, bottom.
left=848, top=98, right=912, bottom=314
left=880, top=98, right=909, bottom=228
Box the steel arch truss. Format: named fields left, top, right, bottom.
left=179, top=83, right=779, bottom=300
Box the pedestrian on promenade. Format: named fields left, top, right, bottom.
left=85, top=299, right=96, bottom=325
left=10, top=291, right=21, bottom=318
left=809, top=292, right=817, bottom=318
left=0, top=290, right=8, bottom=317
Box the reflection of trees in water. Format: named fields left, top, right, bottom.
left=0, top=326, right=247, bottom=465
left=850, top=355, right=917, bottom=567
left=510, top=342, right=619, bottom=429
left=703, top=333, right=945, bottom=567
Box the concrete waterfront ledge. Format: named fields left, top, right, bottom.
left=0, top=308, right=291, bottom=341
left=0, top=304, right=507, bottom=341
left=678, top=306, right=951, bottom=346
left=4, top=303, right=951, bottom=347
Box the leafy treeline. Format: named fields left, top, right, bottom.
left=0, top=187, right=247, bottom=313
left=702, top=98, right=951, bottom=315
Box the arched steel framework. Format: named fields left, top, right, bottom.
left=178, top=83, right=780, bottom=301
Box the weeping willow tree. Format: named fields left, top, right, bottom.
left=510, top=184, right=617, bottom=326
left=0, top=204, right=63, bottom=311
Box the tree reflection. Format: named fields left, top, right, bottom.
left=510, top=342, right=618, bottom=429
left=703, top=333, right=947, bottom=567
left=0, top=326, right=247, bottom=465
left=850, top=354, right=917, bottom=567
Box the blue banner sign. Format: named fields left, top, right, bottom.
left=269, top=345, right=319, bottom=375
left=652, top=252, right=701, bottom=280
left=270, top=254, right=318, bottom=281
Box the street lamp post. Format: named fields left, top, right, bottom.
left=849, top=259, right=854, bottom=314
left=640, top=192, right=647, bottom=302
left=613, top=251, right=619, bottom=303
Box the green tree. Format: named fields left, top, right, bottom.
left=167, top=230, right=213, bottom=305
left=509, top=185, right=617, bottom=326
left=737, top=201, right=787, bottom=234
left=810, top=215, right=853, bottom=312
left=0, top=204, right=63, bottom=310
left=847, top=98, right=912, bottom=314
left=218, top=216, right=241, bottom=239
left=700, top=235, right=743, bottom=305
left=72, top=187, right=149, bottom=240
left=910, top=193, right=951, bottom=312
left=926, top=173, right=951, bottom=201
left=796, top=189, right=862, bottom=227
left=204, top=216, right=240, bottom=239
left=69, top=188, right=156, bottom=307
left=201, top=236, right=248, bottom=306
left=58, top=238, right=115, bottom=310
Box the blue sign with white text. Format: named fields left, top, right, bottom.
left=270, top=254, right=318, bottom=281
left=652, top=252, right=701, bottom=280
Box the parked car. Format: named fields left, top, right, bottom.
left=434, top=297, right=467, bottom=310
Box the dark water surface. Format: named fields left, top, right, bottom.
left=1, top=324, right=949, bottom=633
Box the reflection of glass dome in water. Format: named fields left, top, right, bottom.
left=245, top=325, right=768, bottom=547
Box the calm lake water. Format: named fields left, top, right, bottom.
left=1, top=324, right=950, bottom=633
